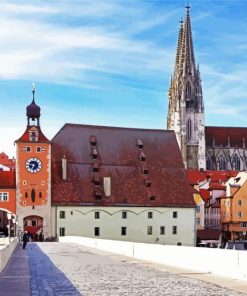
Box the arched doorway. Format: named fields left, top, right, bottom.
left=23, top=215, right=43, bottom=241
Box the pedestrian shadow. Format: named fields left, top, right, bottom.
left=27, top=243, right=82, bottom=296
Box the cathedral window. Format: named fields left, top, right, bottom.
left=206, top=156, right=211, bottom=170
left=232, top=153, right=241, bottom=170
left=186, top=82, right=192, bottom=100
left=217, top=154, right=226, bottom=170
left=187, top=119, right=192, bottom=141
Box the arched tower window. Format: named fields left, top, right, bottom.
left=186, top=82, right=192, bottom=100
left=206, top=156, right=211, bottom=170
left=217, top=154, right=226, bottom=171
left=232, top=153, right=241, bottom=170
left=187, top=118, right=192, bottom=141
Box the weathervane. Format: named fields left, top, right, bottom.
left=32, top=82, right=35, bottom=101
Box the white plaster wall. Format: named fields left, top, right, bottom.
left=0, top=239, right=17, bottom=273
left=53, top=206, right=196, bottom=246
left=60, top=236, right=247, bottom=281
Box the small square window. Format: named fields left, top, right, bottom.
left=94, top=227, right=100, bottom=236
left=148, top=212, right=153, bottom=219
left=60, top=211, right=65, bottom=219
left=173, top=211, right=178, bottom=218
left=238, top=200, right=242, bottom=206
left=147, top=226, right=152, bottom=235
left=95, top=212, right=100, bottom=219
left=121, top=227, right=127, bottom=236
left=31, top=220, right=37, bottom=227
left=238, top=211, right=242, bottom=218
left=59, top=227, right=65, bottom=236
left=177, top=242, right=182, bottom=246
left=122, top=211, right=127, bottom=219
left=172, top=226, right=177, bottom=234
left=160, top=226, right=165, bottom=235
left=71, top=211, right=73, bottom=215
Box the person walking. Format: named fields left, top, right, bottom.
left=22, top=231, right=29, bottom=249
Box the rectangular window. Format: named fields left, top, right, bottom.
left=60, top=211, right=65, bottom=219
left=238, top=200, right=242, bottom=206
left=21, top=146, right=31, bottom=152
left=121, top=227, right=127, bottom=236
left=172, top=226, right=177, bottom=234
left=94, top=227, right=100, bottom=236
left=238, top=212, right=242, bottom=218
left=0, top=192, right=9, bottom=202
left=95, top=211, right=100, bottom=219
left=71, top=211, right=73, bottom=215
left=196, top=218, right=200, bottom=225
left=36, top=146, right=45, bottom=153
left=196, top=206, right=200, bottom=212
left=240, top=222, right=247, bottom=227
left=122, top=211, right=127, bottom=219
left=31, top=220, right=37, bottom=227
left=59, top=227, right=65, bottom=236
left=173, top=211, right=178, bottom=218
left=148, top=212, right=153, bottom=219
left=147, top=226, right=152, bottom=235
left=160, top=226, right=165, bottom=235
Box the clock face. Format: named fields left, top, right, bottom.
left=25, top=157, right=42, bottom=173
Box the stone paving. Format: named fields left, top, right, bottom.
left=28, top=243, right=81, bottom=296
left=38, top=242, right=247, bottom=296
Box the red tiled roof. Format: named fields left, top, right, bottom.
left=15, top=126, right=49, bottom=143
left=0, top=171, right=16, bottom=188
left=206, top=126, right=247, bottom=147
left=199, top=189, right=210, bottom=202
left=186, top=170, right=206, bottom=185
left=0, top=152, right=16, bottom=170
left=51, top=124, right=195, bottom=207
left=187, top=169, right=237, bottom=185
left=209, top=184, right=226, bottom=190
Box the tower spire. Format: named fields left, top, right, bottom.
left=167, top=4, right=205, bottom=170
left=174, top=18, right=184, bottom=78
left=183, top=2, right=196, bottom=76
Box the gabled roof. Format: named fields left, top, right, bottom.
left=206, top=126, right=247, bottom=147
left=51, top=124, right=195, bottom=207
left=199, top=189, right=210, bottom=203
left=0, top=171, right=16, bottom=189
left=15, top=126, right=49, bottom=143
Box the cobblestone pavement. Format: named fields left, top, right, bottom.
left=28, top=243, right=81, bottom=296
left=38, top=242, right=247, bottom=296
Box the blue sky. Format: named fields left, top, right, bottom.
left=1, top=0, right=247, bottom=157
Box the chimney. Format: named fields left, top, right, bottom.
left=103, top=177, right=111, bottom=197
left=62, top=155, right=67, bottom=181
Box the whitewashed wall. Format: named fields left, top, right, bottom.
left=52, top=206, right=196, bottom=246
left=0, top=239, right=17, bottom=272
left=60, top=236, right=247, bottom=281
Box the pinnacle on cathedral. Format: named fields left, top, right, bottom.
left=167, top=5, right=205, bottom=170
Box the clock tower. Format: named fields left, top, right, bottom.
left=15, top=85, right=51, bottom=239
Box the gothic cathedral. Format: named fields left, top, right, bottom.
left=15, top=86, right=52, bottom=238
left=167, top=5, right=205, bottom=170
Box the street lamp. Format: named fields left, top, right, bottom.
left=7, top=212, right=12, bottom=242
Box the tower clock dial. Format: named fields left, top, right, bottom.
left=25, top=157, right=42, bottom=173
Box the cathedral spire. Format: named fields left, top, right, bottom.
left=174, top=18, right=184, bottom=77
left=183, top=3, right=196, bottom=76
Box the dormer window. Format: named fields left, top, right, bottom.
left=137, top=139, right=143, bottom=149
left=92, top=148, right=98, bottom=159
left=139, top=151, right=146, bottom=161
left=144, top=179, right=151, bottom=187
left=93, top=172, right=100, bottom=186
left=90, top=135, right=97, bottom=147
left=93, top=162, right=99, bottom=172
left=142, top=164, right=149, bottom=175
